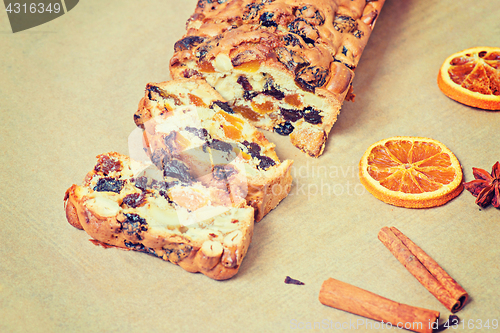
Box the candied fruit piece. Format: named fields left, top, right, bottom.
left=232, top=104, right=263, bottom=121
left=233, top=60, right=261, bottom=72
left=199, top=61, right=215, bottom=73
left=284, top=94, right=303, bottom=107
left=251, top=101, right=276, bottom=114
left=188, top=93, right=207, bottom=107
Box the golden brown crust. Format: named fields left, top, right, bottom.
left=169, top=0, right=385, bottom=157
left=290, top=127, right=327, bottom=157
left=64, top=186, right=83, bottom=230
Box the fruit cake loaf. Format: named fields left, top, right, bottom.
left=134, top=78, right=293, bottom=222
left=169, top=0, right=385, bottom=157
left=65, top=152, right=255, bottom=280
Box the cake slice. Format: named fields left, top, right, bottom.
left=169, top=0, right=385, bottom=157
left=134, top=78, right=293, bottom=222
left=64, top=152, right=255, bottom=280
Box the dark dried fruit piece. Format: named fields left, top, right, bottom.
left=185, top=126, right=210, bottom=140
left=280, top=107, right=303, bottom=122
left=174, top=36, right=206, bottom=52
left=333, top=15, right=358, bottom=33
left=275, top=47, right=308, bottom=71
left=194, top=41, right=214, bottom=61
left=94, top=155, right=122, bottom=175
left=240, top=140, right=261, bottom=158
left=151, top=148, right=172, bottom=171
left=258, top=156, right=276, bottom=170
left=122, top=193, right=146, bottom=208
left=181, top=69, right=201, bottom=78
left=94, top=178, right=125, bottom=193
left=133, top=176, right=148, bottom=191
left=146, top=85, right=167, bottom=101
left=124, top=240, right=146, bottom=252
left=275, top=121, right=295, bottom=136
left=243, top=91, right=259, bottom=100
left=353, top=30, right=364, bottom=39
left=210, top=100, right=235, bottom=114
left=284, top=276, right=305, bottom=285
left=281, top=33, right=302, bottom=47
left=263, top=80, right=285, bottom=100
left=260, top=12, right=277, bottom=27
left=212, top=165, right=237, bottom=181
left=205, top=139, right=234, bottom=153
left=296, top=5, right=325, bottom=26
left=163, top=132, right=177, bottom=150
left=147, top=85, right=183, bottom=105
left=288, top=18, right=319, bottom=44
left=243, top=3, right=263, bottom=21
left=163, top=159, right=192, bottom=183
left=121, top=213, right=148, bottom=240
left=436, top=316, right=460, bottom=332
left=295, top=66, right=328, bottom=92
left=237, top=76, right=253, bottom=91
left=303, top=106, right=323, bottom=124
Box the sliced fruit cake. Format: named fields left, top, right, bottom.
left=65, top=152, right=254, bottom=280
left=65, top=78, right=293, bottom=280
left=169, top=0, right=385, bottom=156
left=134, top=78, right=293, bottom=222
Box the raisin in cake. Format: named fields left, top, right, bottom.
left=134, top=78, right=293, bottom=222
left=65, top=152, right=255, bottom=280
left=169, top=0, right=385, bottom=157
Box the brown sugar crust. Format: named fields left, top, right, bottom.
left=134, top=78, right=293, bottom=222
left=64, top=152, right=255, bottom=280
left=169, top=0, right=385, bottom=157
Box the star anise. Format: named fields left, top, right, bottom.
left=463, top=161, right=500, bottom=209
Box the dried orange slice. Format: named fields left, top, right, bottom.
left=437, top=47, right=500, bottom=110
left=359, top=136, right=463, bottom=208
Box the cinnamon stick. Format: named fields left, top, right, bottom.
left=378, top=227, right=468, bottom=313
left=319, top=278, right=439, bottom=333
